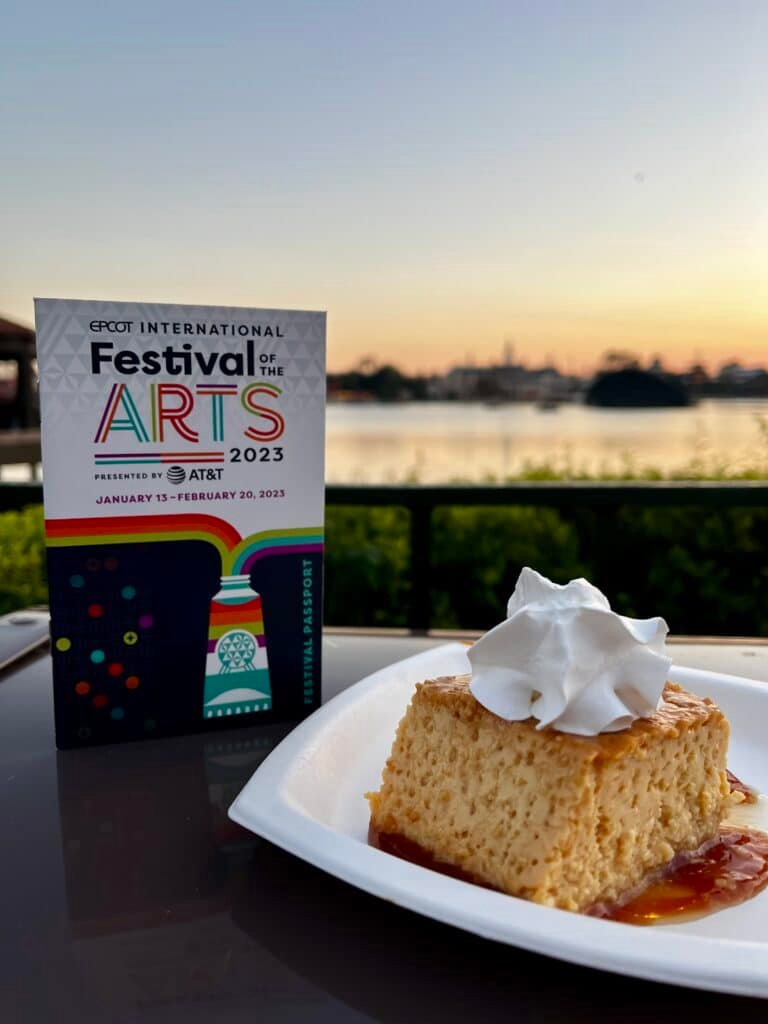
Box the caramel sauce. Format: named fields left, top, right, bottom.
left=727, top=768, right=758, bottom=804
left=369, top=771, right=768, bottom=926
left=591, top=827, right=768, bottom=924
left=368, top=822, right=495, bottom=890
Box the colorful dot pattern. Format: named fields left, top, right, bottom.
left=55, top=553, right=156, bottom=738
left=51, top=540, right=211, bottom=746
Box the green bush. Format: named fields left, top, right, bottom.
left=327, top=502, right=768, bottom=635
left=586, top=505, right=768, bottom=635
left=430, top=507, right=585, bottom=629
left=0, top=505, right=47, bottom=614
left=3, top=499, right=768, bottom=636
left=324, top=505, right=410, bottom=626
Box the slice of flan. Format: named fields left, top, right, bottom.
left=366, top=675, right=730, bottom=912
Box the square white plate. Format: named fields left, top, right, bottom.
left=229, top=643, right=768, bottom=998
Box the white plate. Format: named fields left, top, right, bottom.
left=229, top=643, right=768, bottom=998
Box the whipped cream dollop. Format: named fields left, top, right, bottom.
left=467, top=568, right=671, bottom=736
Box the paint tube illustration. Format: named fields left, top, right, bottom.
left=203, top=574, right=271, bottom=718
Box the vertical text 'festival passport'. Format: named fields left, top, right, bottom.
left=35, top=299, right=325, bottom=748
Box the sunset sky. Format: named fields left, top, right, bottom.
left=3, top=1, right=767, bottom=374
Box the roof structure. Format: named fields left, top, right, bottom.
left=0, top=316, right=35, bottom=347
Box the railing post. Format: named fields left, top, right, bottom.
left=408, top=501, right=432, bottom=633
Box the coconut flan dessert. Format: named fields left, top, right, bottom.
left=367, top=674, right=730, bottom=912
left=366, top=569, right=744, bottom=916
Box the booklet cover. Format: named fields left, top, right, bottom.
left=35, top=298, right=325, bottom=748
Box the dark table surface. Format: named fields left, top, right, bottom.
left=1, top=632, right=766, bottom=1022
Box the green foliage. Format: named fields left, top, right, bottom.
left=588, top=505, right=768, bottom=635
left=0, top=505, right=47, bottom=614
left=3, top=494, right=768, bottom=635
left=324, top=497, right=768, bottom=635
left=324, top=505, right=411, bottom=626
left=430, top=507, right=584, bottom=629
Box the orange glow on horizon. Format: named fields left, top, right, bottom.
left=326, top=311, right=768, bottom=377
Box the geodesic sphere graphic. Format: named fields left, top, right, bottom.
left=217, top=629, right=257, bottom=672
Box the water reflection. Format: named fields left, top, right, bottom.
left=57, top=726, right=289, bottom=936
left=326, top=400, right=768, bottom=482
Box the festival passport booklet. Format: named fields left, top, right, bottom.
left=35, top=298, right=326, bottom=748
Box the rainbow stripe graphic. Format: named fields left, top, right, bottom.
left=44, top=514, right=323, bottom=575
left=94, top=452, right=225, bottom=466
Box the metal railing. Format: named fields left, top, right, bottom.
left=3, top=480, right=768, bottom=630
left=328, top=483, right=768, bottom=630
left=0, top=430, right=40, bottom=473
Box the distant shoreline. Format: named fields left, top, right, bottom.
left=326, top=394, right=768, bottom=406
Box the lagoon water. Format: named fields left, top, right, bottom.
left=5, top=398, right=767, bottom=485
left=326, top=399, right=768, bottom=482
